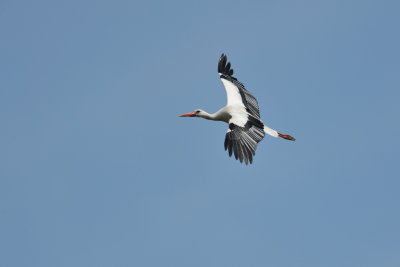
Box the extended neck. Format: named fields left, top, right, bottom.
left=199, top=108, right=231, bottom=123
left=198, top=111, right=218, bottom=120
left=198, top=109, right=227, bottom=122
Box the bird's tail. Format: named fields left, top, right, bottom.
left=264, top=125, right=295, bottom=141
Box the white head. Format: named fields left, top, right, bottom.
left=179, top=109, right=207, bottom=118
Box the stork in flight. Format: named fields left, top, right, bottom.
left=180, top=54, right=295, bottom=165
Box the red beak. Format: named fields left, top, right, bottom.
left=179, top=111, right=196, bottom=117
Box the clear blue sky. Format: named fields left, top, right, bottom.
left=1, top=1, right=399, bottom=266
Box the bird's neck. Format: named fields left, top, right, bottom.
left=199, top=110, right=229, bottom=122
left=199, top=111, right=217, bottom=120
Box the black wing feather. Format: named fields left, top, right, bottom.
left=224, top=120, right=265, bottom=165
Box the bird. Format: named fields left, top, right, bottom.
left=180, top=54, right=295, bottom=165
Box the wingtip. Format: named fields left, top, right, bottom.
left=218, top=53, right=234, bottom=77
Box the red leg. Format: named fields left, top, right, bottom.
left=278, top=132, right=296, bottom=141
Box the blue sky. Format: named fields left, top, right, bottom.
left=1, top=0, right=399, bottom=266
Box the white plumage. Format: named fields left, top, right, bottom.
left=180, top=54, right=295, bottom=165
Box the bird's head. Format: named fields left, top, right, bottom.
left=179, top=109, right=204, bottom=118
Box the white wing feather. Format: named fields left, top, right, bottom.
left=220, top=77, right=246, bottom=108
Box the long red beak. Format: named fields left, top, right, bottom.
left=179, top=112, right=196, bottom=117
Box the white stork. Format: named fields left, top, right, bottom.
left=180, top=54, right=295, bottom=165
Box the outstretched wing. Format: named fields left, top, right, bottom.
left=224, top=117, right=265, bottom=165
left=218, top=54, right=261, bottom=119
